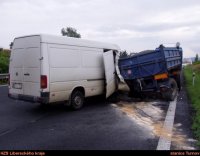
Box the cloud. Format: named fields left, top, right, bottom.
left=0, top=0, right=200, bottom=58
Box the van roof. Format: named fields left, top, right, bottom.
left=15, top=34, right=120, bottom=50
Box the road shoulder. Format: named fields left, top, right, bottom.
left=171, top=79, right=198, bottom=150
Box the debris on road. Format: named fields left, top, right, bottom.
left=113, top=82, right=197, bottom=150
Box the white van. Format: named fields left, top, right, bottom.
left=8, top=34, right=121, bottom=109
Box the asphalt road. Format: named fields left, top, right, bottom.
left=0, top=86, right=161, bottom=150
left=0, top=85, right=196, bottom=150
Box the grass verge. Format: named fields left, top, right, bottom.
left=184, top=64, right=200, bottom=146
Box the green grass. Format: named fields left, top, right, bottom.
left=184, top=64, right=200, bottom=146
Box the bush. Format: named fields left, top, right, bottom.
left=0, top=50, right=10, bottom=73
left=193, top=61, right=200, bottom=65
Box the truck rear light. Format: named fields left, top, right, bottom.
left=41, top=75, right=47, bottom=89
left=154, top=73, right=168, bottom=80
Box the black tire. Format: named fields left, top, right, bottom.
left=70, top=90, right=84, bottom=110
left=129, top=88, right=137, bottom=98
left=175, top=74, right=181, bottom=91
left=129, top=89, right=144, bottom=99
left=162, top=78, right=178, bottom=101
left=128, top=83, right=141, bottom=98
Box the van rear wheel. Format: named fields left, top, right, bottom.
left=70, top=90, right=84, bottom=110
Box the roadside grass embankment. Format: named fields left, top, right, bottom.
left=184, top=64, right=200, bottom=146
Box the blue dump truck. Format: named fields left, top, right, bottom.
left=118, top=44, right=183, bottom=101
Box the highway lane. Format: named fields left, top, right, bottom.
left=0, top=86, right=163, bottom=150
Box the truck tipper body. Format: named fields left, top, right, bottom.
left=118, top=44, right=183, bottom=101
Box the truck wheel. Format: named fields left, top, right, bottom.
left=70, top=90, right=84, bottom=110
left=176, top=74, right=181, bottom=91
left=129, top=89, right=138, bottom=98
left=162, top=78, right=178, bottom=101
left=129, top=90, right=144, bottom=99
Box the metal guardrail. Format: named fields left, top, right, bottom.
left=0, top=73, right=9, bottom=84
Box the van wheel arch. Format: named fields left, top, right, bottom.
left=69, top=87, right=85, bottom=110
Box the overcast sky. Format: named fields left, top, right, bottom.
left=1, top=0, right=200, bottom=58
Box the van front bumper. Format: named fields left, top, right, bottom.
left=8, top=92, right=49, bottom=104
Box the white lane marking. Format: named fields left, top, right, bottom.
left=0, top=85, right=8, bottom=87
left=157, top=97, right=177, bottom=150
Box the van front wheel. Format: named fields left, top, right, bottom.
left=70, top=90, right=84, bottom=110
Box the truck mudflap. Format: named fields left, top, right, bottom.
left=8, top=92, right=49, bottom=104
